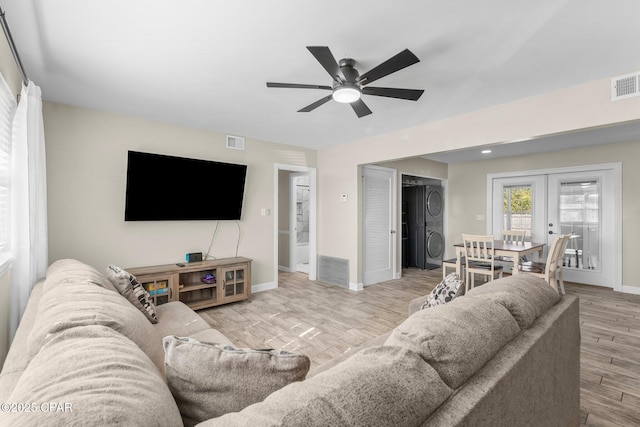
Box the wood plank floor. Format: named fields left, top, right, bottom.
left=199, top=269, right=640, bottom=426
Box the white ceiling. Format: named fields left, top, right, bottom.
left=3, top=0, right=640, bottom=158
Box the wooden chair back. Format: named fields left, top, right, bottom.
left=462, top=234, right=495, bottom=263
left=501, top=229, right=526, bottom=244
left=546, top=234, right=571, bottom=278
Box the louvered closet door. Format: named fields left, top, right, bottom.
left=363, top=165, right=396, bottom=286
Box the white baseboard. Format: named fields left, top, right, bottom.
left=252, top=281, right=277, bottom=293
left=394, top=272, right=401, bottom=279
left=621, top=285, right=640, bottom=295
left=278, top=265, right=290, bottom=272
left=349, top=282, right=364, bottom=292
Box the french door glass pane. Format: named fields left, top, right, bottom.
left=503, top=185, right=532, bottom=238
left=558, top=180, right=600, bottom=271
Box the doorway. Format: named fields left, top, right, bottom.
left=402, top=175, right=446, bottom=271
left=488, top=163, right=621, bottom=289
left=274, top=164, right=317, bottom=289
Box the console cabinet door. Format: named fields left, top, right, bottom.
left=220, top=264, right=250, bottom=303
left=137, top=274, right=174, bottom=306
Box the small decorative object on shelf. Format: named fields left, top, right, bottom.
left=201, top=274, right=216, bottom=284
left=126, top=257, right=252, bottom=311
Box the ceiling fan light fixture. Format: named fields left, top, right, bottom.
left=332, top=85, right=361, bottom=103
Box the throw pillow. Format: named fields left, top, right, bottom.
left=163, top=336, right=310, bottom=427
left=420, top=273, right=463, bottom=310
left=106, top=264, right=158, bottom=324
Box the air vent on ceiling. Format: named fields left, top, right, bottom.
left=611, top=72, right=640, bottom=101
left=226, top=135, right=245, bottom=150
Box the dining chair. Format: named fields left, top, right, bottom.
left=442, top=253, right=465, bottom=279
left=495, top=229, right=527, bottom=265
left=501, top=229, right=526, bottom=244
left=461, top=234, right=503, bottom=292
left=519, top=234, right=571, bottom=294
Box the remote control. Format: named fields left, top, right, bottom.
left=176, top=263, right=185, bottom=267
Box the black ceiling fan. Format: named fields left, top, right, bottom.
left=266, top=46, right=424, bottom=118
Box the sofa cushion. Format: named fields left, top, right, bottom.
left=106, top=264, right=158, bottom=323
left=153, top=301, right=212, bottom=338
left=0, top=281, right=44, bottom=402
left=385, top=296, right=521, bottom=389
left=465, top=274, right=560, bottom=329
left=0, top=325, right=182, bottom=427
left=421, top=273, right=463, bottom=309
left=164, top=336, right=310, bottom=426
left=27, top=281, right=165, bottom=375
left=45, top=258, right=117, bottom=294
left=197, top=345, right=452, bottom=427
left=307, top=331, right=391, bottom=378
left=188, top=328, right=235, bottom=346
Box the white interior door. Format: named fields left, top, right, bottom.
left=547, top=170, right=616, bottom=287
left=362, top=165, right=396, bottom=286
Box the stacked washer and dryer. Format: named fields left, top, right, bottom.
left=403, top=178, right=445, bottom=271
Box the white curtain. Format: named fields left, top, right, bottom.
left=9, top=82, right=48, bottom=340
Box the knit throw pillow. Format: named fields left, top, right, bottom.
left=106, top=264, right=158, bottom=323
left=421, top=273, right=463, bottom=310
left=163, top=336, right=310, bottom=427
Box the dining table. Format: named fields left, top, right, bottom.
left=453, top=240, right=546, bottom=276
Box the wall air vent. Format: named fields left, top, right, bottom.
left=226, top=135, right=246, bottom=150
left=611, top=72, right=640, bottom=101
left=318, top=255, right=349, bottom=288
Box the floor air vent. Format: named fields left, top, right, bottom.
left=611, top=72, right=640, bottom=101
left=318, top=255, right=349, bottom=288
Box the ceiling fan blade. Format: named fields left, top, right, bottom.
left=307, top=46, right=342, bottom=82
left=267, top=82, right=332, bottom=90
left=298, top=94, right=333, bottom=112
left=358, top=49, right=420, bottom=86
left=350, top=99, right=372, bottom=118
left=362, top=86, right=424, bottom=101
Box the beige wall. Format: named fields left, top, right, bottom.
left=447, top=139, right=640, bottom=287
left=0, top=31, right=23, bottom=367
left=44, top=102, right=316, bottom=287
left=318, top=77, right=640, bottom=285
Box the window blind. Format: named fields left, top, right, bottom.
left=0, top=74, right=17, bottom=252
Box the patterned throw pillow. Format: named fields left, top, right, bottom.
left=106, top=264, right=158, bottom=323
left=420, top=273, right=463, bottom=310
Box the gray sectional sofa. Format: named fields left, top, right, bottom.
left=0, top=259, right=580, bottom=426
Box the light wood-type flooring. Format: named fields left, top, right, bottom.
left=199, top=268, right=640, bottom=426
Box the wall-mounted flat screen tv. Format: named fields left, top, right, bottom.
left=125, top=151, right=247, bottom=221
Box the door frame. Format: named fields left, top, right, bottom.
left=362, top=165, right=397, bottom=286
left=486, top=162, right=622, bottom=292
left=274, top=164, right=317, bottom=289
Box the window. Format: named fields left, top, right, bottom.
left=0, top=74, right=17, bottom=258
left=503, top=185, right=532, bottom=239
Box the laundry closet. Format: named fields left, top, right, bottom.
left=402, top=175, right=445, bottom=270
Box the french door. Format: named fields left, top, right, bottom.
left=362, top=165, right=396, bottom=286
left=547, top=170, right=616, bottom=287
left=489, top=165, right=620, bottom=288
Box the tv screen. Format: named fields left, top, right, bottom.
left=124, top=151, right=247, bottom=221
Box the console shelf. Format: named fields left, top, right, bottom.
left=127, top=257, right=252, bottom=310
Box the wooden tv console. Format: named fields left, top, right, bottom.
left=126, top=257, right=252, bottom=311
